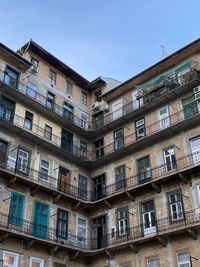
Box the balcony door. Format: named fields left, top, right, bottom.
left=58, top=166, right=70, bottom=193
left=92, top=216, right=107, bottom=249
left=0, top=96, right=15, bottom=122
left=164, top=147, right=177, bottom=171
left=112, top=99, right=122, bottom=120
left=16, top=148, right=30, bottom=175
left=93, top=174, right=106, bottom=200
left=182, top=95, right=198, bottom=119
left=159, top=106, right=170, bottom=129
left=4, top=66, right=19, bottom=89
left=0, top=140, right=7, bottom=165
left=33, top=201, right=49, bottom=239
left=78, top=174, right=88, bottom=200
left=190, top=136, right=200, bottom=164
left=137, top=156, right=151, bottom=183
left=61, top=129, right=73, bottom=153
left=141, top=200, right=156, bottom=237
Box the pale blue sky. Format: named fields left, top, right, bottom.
left=1, top=0, right=200, bottom=81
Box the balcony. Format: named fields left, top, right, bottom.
left=0, top=208, right=199, bottom=255
left=0, top=70, right=91, bottom=138
left=89, top=100, right=200, bottom=167
left=0, top=64, right=200, bottom=138
left=0, top=104, right=89, bottom=164
left=92, top=151, right=200, bottom=203
left=0, top=158, right=91, bottom=204
left=1, top=148, right=200, bottom=206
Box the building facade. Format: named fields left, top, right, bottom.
left=0, top=39, right=200, bottom=267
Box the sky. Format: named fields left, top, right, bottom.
left=0, top=0, right=200, bottom=82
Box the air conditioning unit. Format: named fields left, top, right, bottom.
left=194, top=86, right=200, bottom=101
left=30, top=65, right=38, bottom=74
left=99, top=100, right=110, bottom=112
left=194, top=86, right=200, bottom=94
left=92, top=102, right=101, bottom=112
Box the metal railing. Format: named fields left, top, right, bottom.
left=0, top=158, right=90, bottom=202
left=93, top=100, right=200, bottom=160
left=0, top=103, right=89, bottom=160
left=0, top=208, right=200, bottom=252
left=1, top=149, right=200, bottom=203
left=0, top=64, right=199, bottom=131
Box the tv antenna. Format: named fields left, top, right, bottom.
left=160, top=44, right=167, bottom=59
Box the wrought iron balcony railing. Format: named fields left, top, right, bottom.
left=0, top=208, right=200, bottom=252
left=1, top=149, right=200, bottom=203
left=0, top=103, right=89, bottom=160
left=93, top=100, right=200, bottom=160
left=0, top=63, right=199, bottom=132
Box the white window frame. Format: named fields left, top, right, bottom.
left=168, top=192, right=183, bottom=221
left=177, top=252, right=191, bottom=267
left=80, top=113, right=88, bottom=129
left=29, top=256, right=44, bottom=267
left=76, top=217, right=87, bottom=243
left=197, top=185, right=200, bottom=205
left=190, top=136, right=200, bottom=164
left=163, top=146, right=176, bottom=171
left=147, top=258, right=159, bottom=267
left=112, top=99, right=123, bottom=120
left=17, top=148, right=29, bottom=174
left=39, top=158, right=50, bottom=180
left=27, top=82, right=37, bottom=98
left=117, top=209, right=128, bottom=236
left=3, top=250, right=19, bottom=267
left=158, top=105, right=170, bottom=129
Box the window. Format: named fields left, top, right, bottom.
left=57, top=208, right=68, bottom=240
left=137, top=156, right=151, bottom=183
left=16, top=148, right=30, bottom=174
left=115, top=165, right=126, bottom=190
left=78, top=175, right=88, bottom=200
left=114, top=128, right=124, bottom=150
left=39, top=159, right=50, bottom=180
left=0, top=140, right=8, bottom=165
left=95, top=90, right=102, bottom=102
left=190, top=136, right=200, bottom=163
left=77, top=217, right=87, bottom=242
left=63, top=102, right=74, bottom=121
left=49, top=69, right=57, bottom=85
left=117, top=207, right=128, bottom=236
left=31, top=57, right=39, bottom=69
left=135, top=118, right=145, bottom=140
left=24, top=111, right=33, bottom=130
left=141, top=200, right=156, bottom=236
left=9, top=192, right=25, bottom=226
left=27, top=82, right=37, bottom=98
left=4, top=66, right=19, bottom=89
left=112, top=99, right=122, bottom=119
left=44, top=125, right=52, bottom=140
left=182, top=95, right=198, bottom=119
left=33, top=201, right=49, bottom=239
left=163, top=147, right=177, bottom=171
left=3, top=251, right=19, bottom=267
left=80, top=113, right=88, bottom=129
left=132, top=90, right=143, bottom=110
left=94, top=138, right=104, bottom=159
left=177, top=252, right=191, bottom=267
left=30, top=257, right=44, bottom=267
left=80, top=141, right=87, bottom=158
left=81, top=91, right=87, bottom=105
left=66, top=80, right=73, bottom=95
left=46, top=92, right=54, bottom=109
left=168, top=191, right=183, bottom=221
left=197, top=185, right=200, bottom=205
left=159, top=106, right=170, bottom=129
left=147, top=258, right=159, bottom=267
left=0, top=96, right=15, bottom=123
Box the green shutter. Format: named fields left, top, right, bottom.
left=9, top=192, right=25, bottom=226
left=33, top=201, right=49, bottom=239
